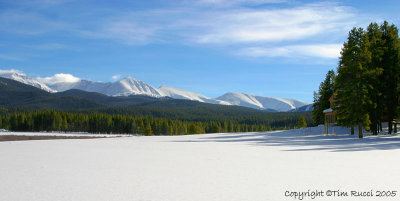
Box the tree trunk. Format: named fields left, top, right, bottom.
left=358, top=125, right=363, bottom=138
left=388, top=121, right=393, bottom=134
left=370, top=106, right=378, bottom=135
left=394, top=123, right=398, bottom=133
left=376, top=123, right=380, bottom=134
left=371, top=122, right=377, bottom=135
left=351, top=126, right=354, bottom=135
left=377, top=122, right=380, bottom=134
left=374, top=101, right=379, bottom=135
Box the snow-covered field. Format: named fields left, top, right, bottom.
left=1, top=128, right=400, bottom=201
left=0, top=131, right=132, bottom=137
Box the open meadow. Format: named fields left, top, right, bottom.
left=1, top=128, right=400, bottom=201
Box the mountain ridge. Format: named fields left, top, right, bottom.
left=49, top=77, right=161, bottom=97
left=0, top=70, right=312, bottom=112
left=0, top=77, right=103, bottom=109
left=0, top=77, right=275, bottom=116
left=157, top=86, right=232, bottom=106
left=217, top=92, right=308, bottom=111
left=0, top=71, right=56, bottom=93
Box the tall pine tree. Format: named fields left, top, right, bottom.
left=379, top=21, right=400, bottom=133
left=365, top=22, right=385, bottom=134
left=312, top=70, right=335, bottom=125
left=334, top=27, right=374, bottom=138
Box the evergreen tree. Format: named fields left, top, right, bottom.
left=160, top=120, right=167, bottom=135
left=334, top=27, right=373, bottom=138
left=379, top=21, right=400, bottom=133
left=297, top=116, right=307, bottom=128
left=188, top=124, right=202, bottom=134
left=332, top=21, right=400, bottom=136
left=144, top=120, right=153, bottom=136
left=0, top=109, right=309, bottom=135
left=312, top=70, right=335, bottom=125
left=365, top=22, right=385, bottom=134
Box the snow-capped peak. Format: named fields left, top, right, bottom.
left=113, top=77, right=161, bottom=97
left=217, top=92, right=308, bottom=111
left=157, top=86, right=231, bottom=105
left=0, top=69, right=310, bottom=111
left=217, top=92, right=264, bottom=109
left=48, top=76, right=161, bottom=97
left=0, top=70, right=56, bottom=92
left=158, top=85, right=209, bottom=102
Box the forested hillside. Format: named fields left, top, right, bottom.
left=0, top=110, right=311, bottom=135
left=0, top=77, right=312, bottom=135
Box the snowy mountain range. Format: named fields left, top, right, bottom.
left=0, top=70, right=56, bottom=93
left=0, top=70, right=311, bottom=112
left=157, top=86, right=231, bottom=106
left=49, top=77, right=162, bottom=97
left=217, top=92, right=308, bottom=112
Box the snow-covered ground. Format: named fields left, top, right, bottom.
left=0, top=131, right=132, bottom=137
left=1, top=128, right=400, bottom=201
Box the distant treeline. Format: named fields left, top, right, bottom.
left=0, top=109, right=312, bottom=135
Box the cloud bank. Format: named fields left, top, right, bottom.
left=0, top=69, right=25, bottom=75
left=37, top=73, right=81, bottom=84
left=241, top=44, right=343, bottom=59
left=111, top=74, right=121, bottom=80
left=0, top=1, right=371, bottom=60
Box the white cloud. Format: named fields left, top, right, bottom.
left=103, top=22, right=157, bottom=45
left=195, top=0, right=286, bottom=7
left=289, top=44, right=343, bottom=59
left=111, top=74, right=121, bottom=80
left=0, top=69, right=25, bottom=75
left=37, top=73, right=80, bottom=84
left=240, top=43, right=342, bottom=59
left=193, top=4, right=355, bottom=44
left=0, top=54, right=23, bottom=61
left=3, top=0, right=76, bottom=7
left=76, top=2, right=358, bottom=62
left=25, top=43, right=69, bottom=50
left=34, top=0, right=75, bottom=7
left=89, top=2, right=360, bottom=49
left=0, top=1, right=367, bottom=61
left=1, top=1, right=360, bottom=45
left=0, top=10, right=73, bottom=35
left=241, top=47, right=290, bottom=57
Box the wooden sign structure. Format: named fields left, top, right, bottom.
left=323, top=96, right=336, bottom=134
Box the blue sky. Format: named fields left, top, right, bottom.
left=1, top=0, right=399, bottom=102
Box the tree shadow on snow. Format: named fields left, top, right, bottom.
left=173, top=131, right=400, bottom=152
